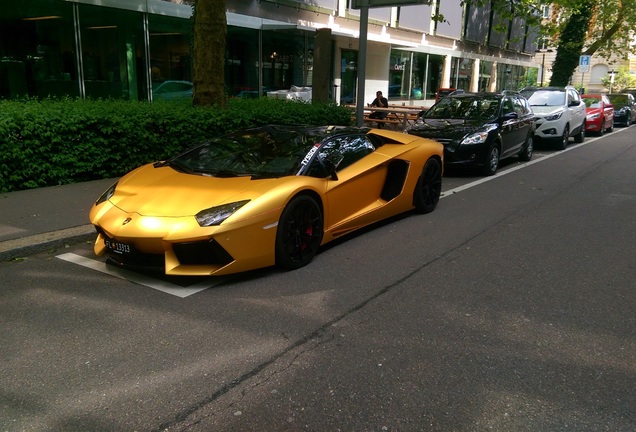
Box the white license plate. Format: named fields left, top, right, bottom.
left=105, top=239, right=132, bottom=255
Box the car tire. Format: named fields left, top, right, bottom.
left=413, top=158, right=442, bottom=214
left=518, top=133, right=534, bottom=162
left=606, top=119, right=613, bottom=133
left=556, top=125, right=569, bottom=150
left=275, top=195, right=323, bottom=270
left=574, top=123, right=585, bottom=143
left=482, top=143, right=500, bottom=176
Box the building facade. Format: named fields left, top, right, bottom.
left=0, top=0, right=538, bottom=106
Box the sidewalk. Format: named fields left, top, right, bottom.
left=0, top=178, right=116, bottom=261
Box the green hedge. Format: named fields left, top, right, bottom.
left=0, top=97, right=353, bottom=192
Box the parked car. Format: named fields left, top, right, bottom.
left=89, top=125, right=443, bottom=276
left=606, top=93, right=636, bottom=126
left=407, top=91, right=535, bottom=176
left=152, top=80, right=193, bottom=101
left=520, top=86, right=586, bottom=150
left=581, top=93, right=614, bottom=135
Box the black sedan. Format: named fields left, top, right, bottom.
left=607, top=93, right=636, bottom=126
left=407, top=92, right=536, bottom=175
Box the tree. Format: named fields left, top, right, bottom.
left=546, top=0, right=636, bottom=86
left=600, top=66, right=636, bottom=92
left=466, top=0, right=636, bottom=86
left=192, top=0, right=226, bottom=107
left=549, top=2, right=592, bottom=86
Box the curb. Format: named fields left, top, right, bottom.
left=0, top=225, right=95, bottom=262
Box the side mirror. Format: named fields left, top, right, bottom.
left=322, top=159, right=339, bottom=181
left=503, top=112, right=518, bottom=120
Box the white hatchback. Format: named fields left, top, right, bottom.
left=520, top=86, right=587, bottom=150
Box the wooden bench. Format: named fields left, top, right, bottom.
left=363, top=115, right=403, bottom=130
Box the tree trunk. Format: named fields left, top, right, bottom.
left=192, top=0, right=226, bottom=107
left=549, top=4, right=592, bottom=87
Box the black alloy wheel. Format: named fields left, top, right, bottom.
left=482, top=144, right=500, bottom=176
left=414, top=158, right=442, bottom=214
left=519, top=134, right=534, bottom=162
left=275, top=195, right=323, bottom=270
left=557, top=125, right=569, bottom=150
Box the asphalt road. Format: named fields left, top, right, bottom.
left=1, top=129, right=635, bottom=431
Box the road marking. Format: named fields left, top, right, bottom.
left=56, top=253, right=222, bottom=298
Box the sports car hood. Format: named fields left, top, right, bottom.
left=408, top=119, right=489, bottom=141
left=108, top=164, right=279, bottom=216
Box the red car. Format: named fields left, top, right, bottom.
left=582, top=93, right=614, bottom=135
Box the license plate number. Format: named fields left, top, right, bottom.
left=105, top=239, right=132, bottom=255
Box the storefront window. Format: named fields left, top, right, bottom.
left=0, top=0, right=78, bottom=99
left=340, top=49, right=357, bottom=105
left=389, top=51, right=411, bottom=100
left=497, top=63, right=526, bottom=90
left=148, top=13, right=192, bottom=100
left=226, top=26, right=261, bottom=98
left=417, top=53, right=443, bottom=100
left=261, top=29, right=308, bottom=92
left=78, top=4, right=145, bottom=100
left=450, top=57, right=472, bottom=91
left=479, top=61, right=493, bottom=92
left=389, top=49, right=444, bottom=103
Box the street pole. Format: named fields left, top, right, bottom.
left=540, top=53, right=545, bottom=86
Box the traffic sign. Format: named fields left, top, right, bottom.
left=578, top=55, right=591, bottom=73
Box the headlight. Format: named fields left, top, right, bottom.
left=587, top=113, right=600, bottom=120
left=545, top=111, right=564, bottom=121
left=460, top=131, right=489, bottom=145
left=195, top=200, right=250, bottom=227
left=95, top=182, right=118, bottom=205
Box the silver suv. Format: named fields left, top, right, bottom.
left=520, top=86, right=586, bottom=150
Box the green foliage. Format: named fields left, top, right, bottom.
left=549, top=3, right=592, bottom=87
left=600, top=67, right=636, bottom=93
left=0, top=97, right=352, bottom=193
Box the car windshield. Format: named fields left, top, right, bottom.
left=607, top=94, right=628, bottom=105
left=583, top=97, right=602, bottom=108
left=168, top=126, right=326, bottom=178
left=424, top=96, right=501, bottom=120
left=522, top=90, right=565, bottom=106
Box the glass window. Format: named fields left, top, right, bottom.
left=78, top=4, right=145, bottom=100
left=0, top=0, right=78, bottom=99
left=262, top=29, right=308, bottom=92
left=149, top=13, right=192, bottom=100
left=227, top=26, right=261, bottom=98
left=389, top=51, right=411, bottom=100
left=317, top=135, right=375, bottom=172
left=340, top=49, right=357, bottom=105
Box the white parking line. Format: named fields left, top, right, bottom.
left=56, top=253, right=222, bottom=298
left=440, top=130, right=614, bottom=198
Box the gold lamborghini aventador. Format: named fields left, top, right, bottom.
left=89, top=125, right=443, bottom=276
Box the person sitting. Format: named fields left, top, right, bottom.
left=368, top=91, right=389, bottom=128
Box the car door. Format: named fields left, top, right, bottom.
left=602, top=94, right=614, bottom=127
left=499, top=96, right=525, bottom=157
left=311, top=134, right=391, bottom=235
left=567, top=88, right=586, bottom=132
